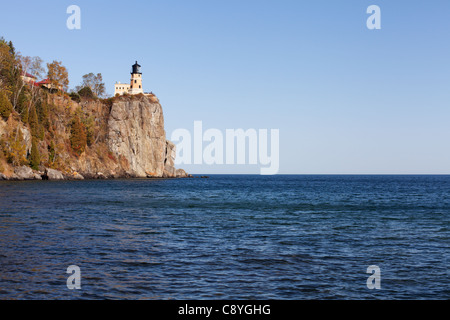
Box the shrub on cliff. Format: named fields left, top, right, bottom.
left=0, top=91, right=13, bottom=120
left=70, top=115, right=87, bottom=156
left=69, top=92, right=81, bottom=103
left=78, top=86, right=95, bottom=100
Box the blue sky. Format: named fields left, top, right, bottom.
left=1, top=0, right=449, bottom=174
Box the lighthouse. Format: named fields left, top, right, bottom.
left=114, top=61, right=146, bottom=96
left=129, top=61, right=144, bottom=95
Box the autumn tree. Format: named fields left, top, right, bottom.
left=76, top=72, right=105, bottom=98
left=6, top=128, right=27, bottom=166
left=47, top=60, right=69, bottom=92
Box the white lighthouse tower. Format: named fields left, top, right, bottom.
left=129, top=61, right=144, bottom=95
left=114, top=61, right=145, bottom=96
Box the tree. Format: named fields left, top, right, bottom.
left=21, top=56, right=45, bottom=79
left=0, top=39, right=11, bottom=89
left=30, top=137, right=40, bottom=170
left=6, top=128, right=27, bottom=166
left=76, top=72, right=105, bottom=98
left=83, top=115, right=95, bottom=146
left=28, top=103, right=39, bottom=139
left=70, top=115, right=87, bottom=156
left=77, top=86, right=95, bottom=99
left=48, top=140, right=56, bottom=164
left=0, top=40, right=25, bottom=113
left=47, top=60, right=69, bottom=92
left=0, top=90, right=12, bottom=120
left=69, top=91, right=81, bottom=103
left=35, top=96, right=49, bottom=128
left=16, top=86, right=30, bottom=123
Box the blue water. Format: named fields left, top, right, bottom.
left=0, top=175, right=448, bottom=299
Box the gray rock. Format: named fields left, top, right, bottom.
left=163, top=140, right=177, bottom=178
left=73, top=173, right=84, bottom=180
left=176, top=169, right=188, bottom=178
left=9, top=173, right=22, bottom=181
left=45, top=168, right=65, bottom=180
left=96, top=172, right=106, bottom=179
left=0, top=173, right=7, bottom=180
left=107, top=96, right=167, bottom=178
left=14, top=166, right=35, bottom=180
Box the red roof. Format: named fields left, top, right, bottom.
left=35, top=78, right=51, bottom=85
left=22, top=72, right=37, bottom=79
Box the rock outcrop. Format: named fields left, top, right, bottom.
left=14, top=166, right=41, bottom=180
left=163, top=140, right=177, bottom=177
left=176, top=168, right=189, bottom=178
left=107, top=96, right=181, bottom=178
left=43, top=168, right=65, bottom=180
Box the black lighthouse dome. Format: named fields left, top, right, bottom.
left=131, top=61, right=142, bottom=74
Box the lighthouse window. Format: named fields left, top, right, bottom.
left=134, top=80, right=137, bottom=83
left=139, top=85, right=141, bottom=88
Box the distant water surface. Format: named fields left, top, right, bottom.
left=0, top=175, right=448, bottom=299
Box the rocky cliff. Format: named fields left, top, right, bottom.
left=107, top=96, right=167, bottom=178
left=0, top=93, right=188, bottom=180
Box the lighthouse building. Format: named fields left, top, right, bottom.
left=114, top=61, right=146, bottom=96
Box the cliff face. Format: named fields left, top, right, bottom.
left=107, top=97, right=170, bottom=178
left=0, top=94, right=186, bottom=180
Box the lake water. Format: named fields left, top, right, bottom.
left=0, top=175, right=448, bottom=299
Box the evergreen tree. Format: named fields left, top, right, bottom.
left=30, top=137, right=40, bottom=170
left=78, top=86, right=95, bottom=99
left=17, top=89, right=29, bottom=123
left=70, top=116, right=87, bottom=156
left=0, top=91, right=12, bottom=120
left=35, top=97, right=49, bottom=128
left=28, top=104, right=39, bottom=139
left=48, top=140, right=56, bottom=164
left=8, top=41, right=15, bottom=56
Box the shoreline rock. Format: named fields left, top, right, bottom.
left=14, top=166, right=38, bottom=180
left=0, top=169, right=195, bottom=181
left=43, top=168, right=65, bottom=180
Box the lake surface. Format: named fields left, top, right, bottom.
left=0, top=175, right=448, bottom=299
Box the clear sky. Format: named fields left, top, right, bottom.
left=1, top=0, right=449, bottom=174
